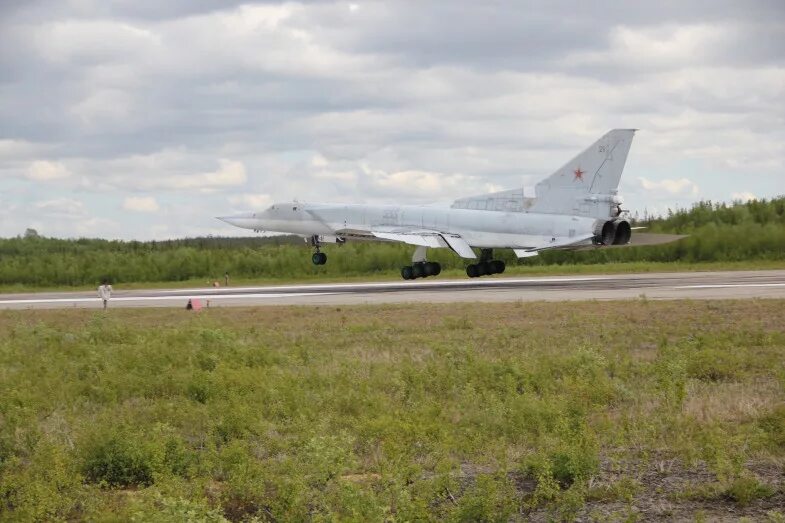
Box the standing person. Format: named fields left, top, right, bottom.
left=98, top=280, right=113, bottom=309
left=224, top=272, right=229, bottom=287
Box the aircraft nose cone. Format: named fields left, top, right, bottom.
left=217, top=213, right=256, bottom=228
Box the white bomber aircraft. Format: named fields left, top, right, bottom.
left=219, top=129, right=674, bottom=280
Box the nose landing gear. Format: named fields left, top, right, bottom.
left=312, top=252, right=327, bottom=265
left=310, top=235, right=327, bottom=265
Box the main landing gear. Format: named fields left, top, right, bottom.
left=466, top=249, right=505, bottom=278
left=401, top=261, right=441, bottom=280
left=310, top=235, right=327, bottom=265
left=401, top=245, right=441, bottom=280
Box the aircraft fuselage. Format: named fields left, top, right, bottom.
left=221, top=202, right=599, bottom=250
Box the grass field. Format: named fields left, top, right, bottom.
left=1, top=301, right=784, bottom=521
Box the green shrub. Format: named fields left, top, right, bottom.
left=322, top=480, right=386, bottom=522
left=678, top=475, right=775, bottom=507
left=162, top=437, right=198, bottom=478
left=586, top=477, right=641, bottom=502
left=130, top=495, right=229, bottom=523
left=450, top=473, right=518, bottom=523
left=724, top=475, right=775, bottom=506
left=442, top=316, right=474, bottom=330
left=0, top=441, right=84, bottom=520
left=549, top=418, right=599, bottom=488
left=549, top=448, right=597, bottom=488
left=301, top=433, right=357, bottom=486
left=759, top=405, right=785, bottom=449
left=186, top=376, right=212, bottom=404
left=687, top=348, right=743, bottom=382
left=81, top=431, right=158, bottom=488
left=655, top=345, right=688, bottom=407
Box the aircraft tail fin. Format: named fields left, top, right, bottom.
left=530, top=129, right=636, bottom=219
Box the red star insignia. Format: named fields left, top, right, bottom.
left=573, top=166, right=585, bottom=181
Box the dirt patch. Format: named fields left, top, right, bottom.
left=684, top=379, right=783, bottom=424
left=524, top=456, right=785, bottom=521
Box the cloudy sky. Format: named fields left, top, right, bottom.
left=1, top=1, right=783, bottom=239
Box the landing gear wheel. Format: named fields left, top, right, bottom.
left=412, top=263, right=425, bottom=279
left=423, top=262, right=439, bottom=277
left=401, top=266, right=414, bottom=280
left=312, top=252, right=327, bottom=265
left=467, top=259, right=505, bottom=278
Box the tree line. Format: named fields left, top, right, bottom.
left=1, top=197, right=783, bottom=287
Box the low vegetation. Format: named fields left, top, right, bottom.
left=1, top=300, right=784, bottom=520
left=0, top=197, right=783, bottom=290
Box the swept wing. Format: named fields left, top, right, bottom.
left=370, top=227, right=477, bottom=259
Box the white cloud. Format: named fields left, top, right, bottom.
left=229, top=193, right=273, bottom=209
left=26, top=160, right=71, bottom=181
left=0, top=140, right=46, bottom=161
left=639, top=177, right=699, bottom=196
left=375, top=169, right=450, bottom=193
left=565, top=24, right=729, bottom=71
left=732, top=191, right=756, bottom=202
left=141, top=159, right=248, bottom=190
left=71, top=89, right=135, bottom=128
left=311, top=153, right=328, bottom=167
left=202, top=160, right=247, bottom=186
left=34, top=198, right=86, bottom=216
left=72, top=217, right=121, bottom=238
left=123, top=196, right=160, bottom=212
left=83, top=154, right=249, bottom=192
left=312, top=169, right=357, bottom=182
left=363, top=166, right=498, bottom=201
left=33, top=19, right=161, bottom=65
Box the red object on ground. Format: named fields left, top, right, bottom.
left=191, top=298, right=203, bottom=311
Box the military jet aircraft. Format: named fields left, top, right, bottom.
left=219, top=129, right=680, bottom=279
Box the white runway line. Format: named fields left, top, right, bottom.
left=673, top=283, right=785, bottom=289
left=0, top=292, right=331, bottom=305
left=152, top=276, right=606, bottom=294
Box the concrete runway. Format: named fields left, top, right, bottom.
left=0, top=270, right=783, bottom=310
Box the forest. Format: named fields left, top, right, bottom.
left=0, top=197, right=783, bottom=288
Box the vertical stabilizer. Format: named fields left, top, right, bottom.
left=530, top=129, right=636, bottom=219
